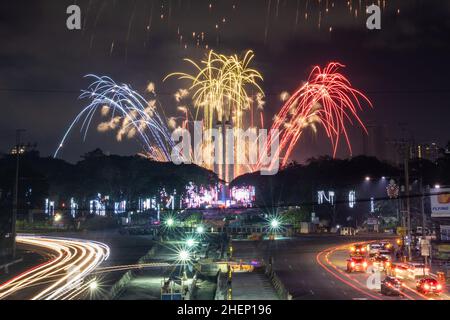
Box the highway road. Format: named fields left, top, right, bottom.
left=0, top=235, right=110, bottom=300
left=232, top=235, right=449, bottom=300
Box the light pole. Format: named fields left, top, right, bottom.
left=12, top=129, right=25, bottom=259
left=403, top=147, right=412, bottom=261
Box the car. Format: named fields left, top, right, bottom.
left=405, top=263, right=429, bottom=280
left=380, top=241, right=394, bottom=252
left=350, top=244, right=367, bottom=255
left=381, top=276, right=405, bottom=296
left=388, top=263, right=409, bottom=279
left=378, top=249, right=392, bottom=261
left=347, top=256, right=368, bottom=273
left=368, top=243, right=382, bottom=257
left=371, top=255, right=391, bottom=272
left=416, top=278, right=443, bottom=295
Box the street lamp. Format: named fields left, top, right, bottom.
left=365, top=176, right=371, bottom=182
left=178, top=249, right=191, bottom=263
left=166, top=218, right=174, bottom=227
left=196, top=225, right=205, bottom=234
left=270, top=219, right=279, bottom=229
left=434, top=184, right=441, bottom=189
left=186, top=238, right=196, bottom=248
left=89, top=280, right=98, bottom=291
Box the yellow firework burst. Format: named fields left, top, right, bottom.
left=165, top=50, right=264, bottom=131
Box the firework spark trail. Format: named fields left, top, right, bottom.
left=256, top=62, right=372, bottom=171
left=165, top=50, right=264, bottom=177
left=166, top=50, right=263, bottom=132
left=54, top=75, right=175, bottom=162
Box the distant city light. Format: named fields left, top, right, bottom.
left=434, top=184, right=441, bottom=189
left=54, top=213, right=62, bottom=222
left=365, top=176, right=371, bottom=181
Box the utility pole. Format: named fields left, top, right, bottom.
left=420, top=181, right=428, bottom=268
left=12, top=129, right=25, bottom=259
left=403, top=146, right=412, bottom=261
left=388, top=134, right=413, bottom=262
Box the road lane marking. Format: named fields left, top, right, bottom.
left=316, top=249, right=381, bottom=300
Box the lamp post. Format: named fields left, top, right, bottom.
left=12, top=129, right=25, bottom=259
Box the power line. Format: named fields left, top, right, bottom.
left=1, top=87, right=450, bottom=96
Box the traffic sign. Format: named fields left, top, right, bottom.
left=420, top=239, right=431, bottom=257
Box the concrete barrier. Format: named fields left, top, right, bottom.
left=0, top=258, right=23, bottom=274
left=265, top=263, right=292, bottom=300
left=108, top=243, right=160, bottom=300
left=214, top=271, right=227, bottom=300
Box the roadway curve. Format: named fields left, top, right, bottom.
left=316, top=241, right=450, bottom=300
left=232, top=235, right=449, bottom=300
left=0, top=235, right=110, bottom=300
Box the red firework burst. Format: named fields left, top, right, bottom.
left=258, top=62, right=372, bottom=170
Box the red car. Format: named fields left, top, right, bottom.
left=347, top=256, right=368, bottom=273
left=350, top=244, right=367, bottom=256
left=416, top=278, right=444, bottom=295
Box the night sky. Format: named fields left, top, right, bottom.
left=1, top=0, right=449, bottom=163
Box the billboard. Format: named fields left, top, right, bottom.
left=430, top=188, right=450, bottom=218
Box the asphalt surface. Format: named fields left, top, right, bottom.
left=0, top=235, right=109, bottom=300
left=232, top=234, right=449, bottom=300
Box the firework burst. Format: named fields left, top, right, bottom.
left=54, top=75, right=175, bottom=162
left=165, top=50, right=264, bottom=178
left=257, top=62, right=372, bottom=171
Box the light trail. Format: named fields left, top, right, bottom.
left=316, top=240, right=449, bottom=300
left=316, top=245, right=382, bottom=300
left=0, top=235, right=109, bottom=300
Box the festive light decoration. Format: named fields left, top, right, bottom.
left=386, top=179, right=400, bottom=199
left=318, top=190, right=335, bottom=205
left=231, top=186, right=256, bottom=207
left=349, top=190, right=356, bottom=208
